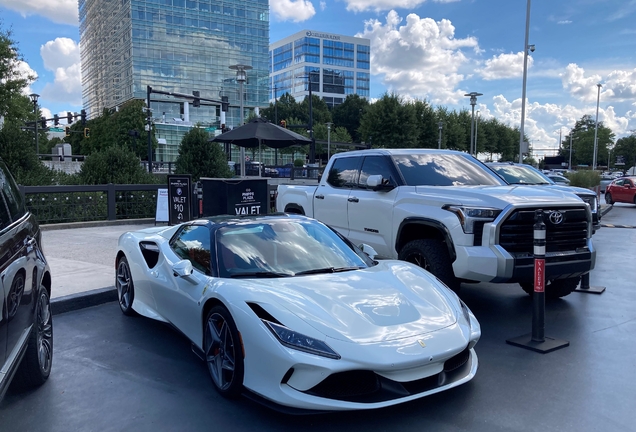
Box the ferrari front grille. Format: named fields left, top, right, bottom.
left=443, top=347, right=470, bottom=372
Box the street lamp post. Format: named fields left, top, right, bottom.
left=298, top=72, right=317, bottom=164
left=475, top=110, right=480, bottom=155
left=29, top=93, right=40, bottom=156
left=326, top=122, right=333, bottom=161
left=592, top=83, right=602, bottom=171
left=230, top=64, right=252, bottom=177
left=519, top=0, right=533, bottom=163
left=464, top=92, right=482, bottom=156
left=438, top=121, right=443, bottom=149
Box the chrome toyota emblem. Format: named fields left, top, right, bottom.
left=549, top=211, right=564, bottom=225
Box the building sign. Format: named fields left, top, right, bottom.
left=306, top=31, right=341, bottom=41
left=167, top=175, right=192, bottom=225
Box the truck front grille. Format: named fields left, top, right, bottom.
left=499, top=207, right=588, bottom=254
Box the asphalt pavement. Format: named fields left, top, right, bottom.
left=0, top=203, right=634, bottom=431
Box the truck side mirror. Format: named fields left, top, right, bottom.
left=367, top=174, right=394, bottom=191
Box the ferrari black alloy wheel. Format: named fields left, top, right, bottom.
left=116, top=256, right=137, bottom=316
left=204, top=306, right=244, bottom=398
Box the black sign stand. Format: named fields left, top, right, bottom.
left=167, top=174, right=192, bottom=225
left=575, top=272, right=606, bottom=294
left=506, top=210, right=569, bottom=354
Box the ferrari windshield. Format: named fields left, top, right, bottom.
left=392, top=153, right=504, bottom=186
left=215, top=219, right=372, bottom=278
left=488, top=164, right=553, bottom=185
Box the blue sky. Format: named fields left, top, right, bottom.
left=2, top=0, right=636, bottom=157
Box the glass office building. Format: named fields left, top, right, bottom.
left=269, top=30, right=370, bottom=108
left=79, top=0, right=269, bottom=161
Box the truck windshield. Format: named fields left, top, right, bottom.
left=488, top=165, right=552, bottom=185
left=392, top=153, right=505, bottom=186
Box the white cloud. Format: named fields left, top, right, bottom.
left=344, top=0, right=458, bottom=13
left=0, top=0, right=78, bottom=26
left=320, top=1, right=326, bottom=10
left=487, top=95, right=635, bottom=156
left=16, top=61, right=38, bottom=96
left=478, top=52, right=533, bottom=81
left=561, top=63, right=636, bottom=103
left=356, top=11, right=479, bottom=104
left=270, top=0, right=316, bottom=22
left=557, top=20, right=572, bottom=25
left=38, top=38, right=82, bottom=106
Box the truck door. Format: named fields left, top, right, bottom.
left=313, top=156, right=361, bottom=238
left=347, top=156, right=400, bottom=258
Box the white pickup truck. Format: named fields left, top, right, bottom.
left=276, top=149, right=596, bottom=298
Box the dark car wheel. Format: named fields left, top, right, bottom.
left=605, top=192, right=613, bottom=205
left=398, top=239, right=460, bottom=293
left=116, top=256, right=137, bottom=316
left=520, top=276, right=580, bottom=299
left=12, top=288, right=53, bottom=390
left=204, top=306, right=244, bottom=398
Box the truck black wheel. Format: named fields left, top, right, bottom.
left=520, top=276, right=580, bottom=299
left=398, top=239, right=460, bottom=293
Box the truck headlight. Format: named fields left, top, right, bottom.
left=578, top=195, right=598, bottom=213
left=443, top=205, right=502, bottom=234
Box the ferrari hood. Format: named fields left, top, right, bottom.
left=251, top=261, right=458, bottom=344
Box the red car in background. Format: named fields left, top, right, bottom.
left=605, top=176, right=636, bottom=205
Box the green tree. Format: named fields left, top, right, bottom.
left=359, top=93, right=418, bottom=148
left=78, top=145, right=157, bottom=184
left=332, top=94, right=369, bottom=143
left=261, top=93, right=303, bottom=125
left=558, top=115, right=615, bottom=168
left=174, top=127, right=232, bottom=181
left=0, top=122, right=57, bottom=185
left=413, top=99, right=438, bottom=148
left=614, top=133, right=636, bottom=173
left=0, top=21, right=34, bottom=117
left=299, top=94, right=332, bottom=127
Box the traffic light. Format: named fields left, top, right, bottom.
left=280, top=120, right=287, bottom=128
left=80, top=109, right=86, bottom=125
left=192, top=91, right=200, bottom=107
left=84, top=128, right=90, bottom=138
left=221, top=96, right=229, bottom=112
left=65, top=127, right=71, bottom=137
left=54, top=114, right=60, bottom=126
left=40, top=117, right=47, bottom=129
left=67, top=112, right=73, bottom=124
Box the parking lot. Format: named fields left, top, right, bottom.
left=0, top=204, right=634, bottom=431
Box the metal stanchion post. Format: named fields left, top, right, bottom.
left=507, top=210, right=570, bottom=353
left=575, top=271, right=605, bottom=294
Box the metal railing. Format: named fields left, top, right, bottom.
left=20, top=183, right=280, bottom=225
left=19, top=184, right=162, bottom=224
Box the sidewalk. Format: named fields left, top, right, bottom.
left=43, top=220, right=158, bottom=313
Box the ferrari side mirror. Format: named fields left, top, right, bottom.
left=173, top=260, right=197, bottom=284
left=358, top=243, right=378, bottom=260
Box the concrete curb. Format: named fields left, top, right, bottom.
left=51, top=286, right=117, bottom=315
left=600, top=204, right=613, bottom=217
left=41, top=218, right=158, bottom=231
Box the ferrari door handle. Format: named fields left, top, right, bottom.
left=315, top=194, right=325, bottom=200
left=348, top=197, right=359, bottom=203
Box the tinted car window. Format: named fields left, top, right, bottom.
left=393, top=153, right=504, bottom=186
left=215, top=219, right=371, bottom=278
left=0, top=161, right=25, bottom=221
left=358, top=156, right=398, bottom=189
left=326, top=157, right=360, bottom=188
left=171, top=225, right=212, bottom=275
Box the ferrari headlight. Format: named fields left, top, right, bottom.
left=443, top=205, right=502, bottom=234
left=263, top=320, right=341, bottom=360
left=460, top=301, right=471, bottom=327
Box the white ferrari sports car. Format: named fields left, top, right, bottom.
left=115, top=214, right=480, bottom=412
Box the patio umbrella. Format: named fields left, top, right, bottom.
left=211, top=117, right=311, bottom=149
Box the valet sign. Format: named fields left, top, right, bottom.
left=234, top=187, right=262, bottom=215
left=167, top=174, right=192, bottom=225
